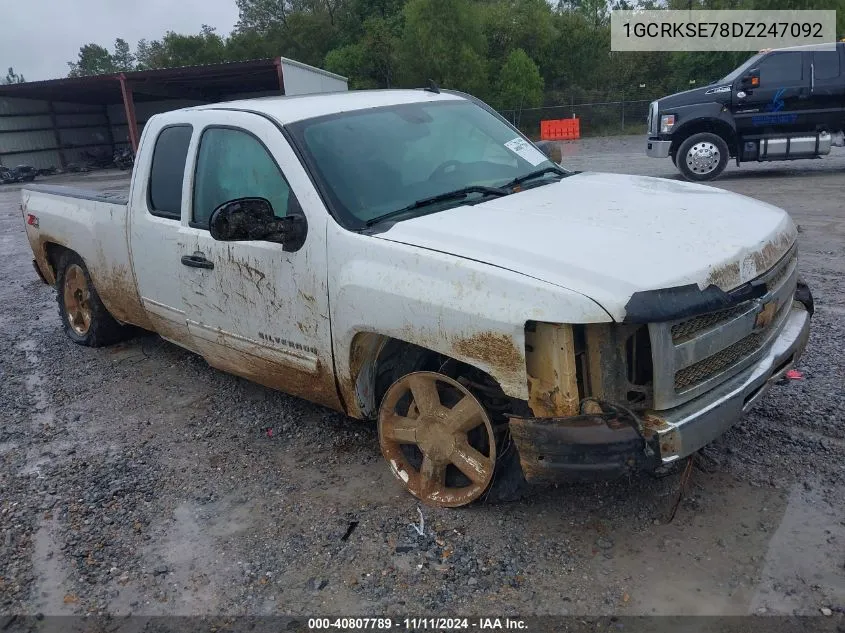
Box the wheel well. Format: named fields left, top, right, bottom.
left=346, top=333, right=514, bottom=420
left=671, top=120, right=736, bottom=159
left=43, top=242, right=74, bottom=283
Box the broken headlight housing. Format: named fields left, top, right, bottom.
left=524, top=322, right=654, bottom=418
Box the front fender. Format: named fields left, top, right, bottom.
left=668, top=103, right=737, bottom=149
left=328, top=226, right=612, bottom=416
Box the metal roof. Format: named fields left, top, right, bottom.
left=186, top=89, right=464, bottom=124
left=0, top=58, right=323, bottom=105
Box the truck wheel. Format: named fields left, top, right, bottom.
left=56, top=252, right=127, bottom=347
left=677, top=133, right=729, bottom=181
left=379, top=371, right=497, bottom=507
left=378, top=367, right=526, bottom=508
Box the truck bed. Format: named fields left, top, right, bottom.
left=22, top=183, right=149, bottom=330
left=24, top=184, right=129, bottom=206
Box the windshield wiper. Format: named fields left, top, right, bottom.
left=364, top=185, right=508, bottom=227
left=503, top=165, right=567, bottom=190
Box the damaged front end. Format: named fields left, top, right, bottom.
left=510, top=250, right=813, bottom=484
left=509, top=400, right=662, bottom=483
left=512, top=321, right=662, bottom=482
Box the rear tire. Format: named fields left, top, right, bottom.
left=55, top=252, right=128, bottom=347
left=676, top=132, right=729, bottom=181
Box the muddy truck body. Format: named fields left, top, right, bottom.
left=22, top=89, right=813, bottom=507
left=647, top=42, right=845, bottom=181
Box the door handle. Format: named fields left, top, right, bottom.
left=181, top=254, right=214, bottom=270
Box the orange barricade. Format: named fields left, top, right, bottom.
left=540, top=118, right=581, bottom=141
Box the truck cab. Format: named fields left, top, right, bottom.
left=647, top=42, right=845, bottom=180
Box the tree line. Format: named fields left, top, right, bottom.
left=40, top=0, right=845, bottom=112
left=2, top=68, right=25, bottom=84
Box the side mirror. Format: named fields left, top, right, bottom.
left=208, top=197, right=307, bottom=252
left=739, top=69, right=760, bottom=89
left=534, top=140, right=562, bottom=165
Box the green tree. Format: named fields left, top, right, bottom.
left=325, top=15, right=401, bottom=87
left=68, top=43, right=117, bottom=77
left=496, top=48, right=544, bottom=110
left=543, top=10, right=610, bottom=94
left=2, top=67, right=25, bottom=84
left=136, top=26, right=227, bottom=69
left=482, top=0, right=556, bottom=65
left=62, top=0, right=845, bottom=138
left=278, top=10, right=343, bottom=66
left=236, top=0, right=292, bottom=32
left=361, top=16, right=401, bottom=87
left=112, top=38, right=136, bottom=72
left=400, top=0, right=488, bottom=96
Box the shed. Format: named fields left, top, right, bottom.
left=0, top=57, right=347, bottom=169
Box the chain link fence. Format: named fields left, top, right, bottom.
left=500, top=98, right=656, bottom=140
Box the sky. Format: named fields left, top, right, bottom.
left=1, top=0, right=240, bottom=81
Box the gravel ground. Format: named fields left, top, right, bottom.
left=0, top=143, right=843, bottom=621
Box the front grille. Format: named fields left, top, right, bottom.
left=648, top=242, right=799, bottom=409
left=674, top=331, right=763, bottom=390
left=671, top=304, right=748, bottom=343
left=670, top=247, right=797, bottom=344
left=673, top=290, right=790, bottom=392
left=675, top=286, right=791, bottom=391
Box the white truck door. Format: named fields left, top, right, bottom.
left=179, top=110, right=341, bottom=410
left=127, top=122, right=196, bottom=349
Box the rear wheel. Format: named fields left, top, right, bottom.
left=676, top=132, right=729, bottom=181
left=56, top=252, right=127, bottom=346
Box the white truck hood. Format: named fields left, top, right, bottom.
left=375, top=172, right=797, bottom=321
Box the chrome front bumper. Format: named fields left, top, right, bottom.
left=646, top=139, right=671, bottom=159
left=651, top=302, right=811, bottom=463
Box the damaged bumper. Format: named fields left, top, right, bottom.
left=509, top=299, right=812, bottom=483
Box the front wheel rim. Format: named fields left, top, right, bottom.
left=378, top=371, right=496, bottom=508
left=63, top=264, right=92, bottom=336
left=686, top=142, right=721, bottom=174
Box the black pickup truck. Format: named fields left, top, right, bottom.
left=646, top=42, right=845, bottom=180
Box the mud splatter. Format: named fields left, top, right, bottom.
left=453, top=332, right=523, bottom=373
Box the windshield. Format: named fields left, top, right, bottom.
left=717, top=53, right=764, bottom=84
left=287, top=99, right=557, bottom=228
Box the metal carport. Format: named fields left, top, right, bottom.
left=0, top=57, right=347, bottom=169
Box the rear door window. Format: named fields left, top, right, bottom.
left=148, top=125, right=193, bottom=220
left=757, top=52, right=804, bottom=85
left=813, top=50, right=841, bottom=80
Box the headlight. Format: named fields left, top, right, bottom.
left=660, top=114, right=676, bottom=134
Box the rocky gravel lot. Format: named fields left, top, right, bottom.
left=1, top=140, right=843, bottom=625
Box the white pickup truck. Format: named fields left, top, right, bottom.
left=22, top=89, right=813, bottom=508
